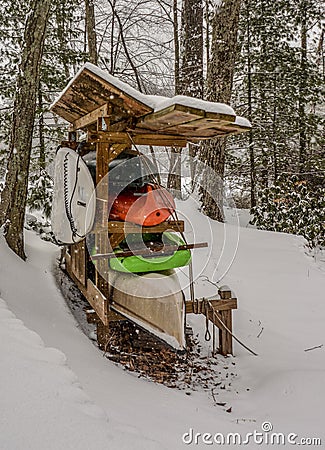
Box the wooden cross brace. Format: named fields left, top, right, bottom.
left=185, top=286, right=237, bottom=356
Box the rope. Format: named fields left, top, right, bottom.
left=204, top=301, right=211, bottom=341
left=206, top=300, right=258, bottom=356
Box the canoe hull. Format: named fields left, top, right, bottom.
left=110, top=270, right=185, bottom=350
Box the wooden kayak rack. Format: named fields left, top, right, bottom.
left=51, top=63, right=249, bottom=356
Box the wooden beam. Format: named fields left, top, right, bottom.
left=86, top=279, right=109, bottom=325
left=50, top=67, right=153, bottom=124
left=96, top=141, right=109, bottom=184
left=185, top=296, right=237, bottom=355
left=70, top=240, right=87, bottom=287
left=218, top=285, right=232, bottom=299
left=86, top=306, right=124, bottom=323
left=136, top=103, right=204, bottom=131
left=185, top=298, right=237, bottom=314
left=107, top=220, right=184, bottom=234
left=87, top=131, right=187, bottom=147
left=95, top=142, right=110, bottom=303
left=63, top=264, right=109, bottom=326
left=84, top=69, right=152, bottom=117
left=74, top=103, right=109, bottom=130
left=109, top=233, right=125, bottom=250
left=91, top=242, right=208, bottom=260
left=107, top=143, right=130, bottom=164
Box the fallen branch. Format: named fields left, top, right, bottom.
left=304, top=344, right=323, bottom=352
left=257, top=327, right=264, bottom=338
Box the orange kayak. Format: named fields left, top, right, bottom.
left=108, top=183, right=175, bottom=227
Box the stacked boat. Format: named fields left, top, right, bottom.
left=83, top=151, right=192, bottom=275
left=88, top=151, right=189, bottom=350
left=52, top=148, right=189, bottom=350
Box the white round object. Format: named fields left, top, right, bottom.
left=51, top=147, right=96, bottom=244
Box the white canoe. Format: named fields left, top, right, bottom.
left=109, top=269, right=186, bottom=350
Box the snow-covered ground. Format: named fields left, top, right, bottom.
left=0, top=200, right=324, bottom=449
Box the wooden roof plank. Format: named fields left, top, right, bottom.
left=136, top=104, right=236, bottom=135
left=51, top=67, right=153, bottom=125
left=136, top=104, right=204, bottom=131
left=84, top=69, right=152, bottom=117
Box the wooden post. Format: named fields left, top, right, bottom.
left=96, top=320, right=110, bottom=351
left=218, top=286, right=233, bottom=356
left=93, top=141, right=131, bottom=345
left=70, top=240, right=87, bottom=287
left=95, top=142, right=111, bottom=340
left=218, top=309, right=233, bottom=356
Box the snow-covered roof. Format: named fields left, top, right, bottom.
left=50, top=63, right=157, bottom=114
left=152, top=95, right=235, bottom=116
left=50, top=63, right=251, bottom=145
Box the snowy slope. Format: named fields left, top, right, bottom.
left=0, top=200, right=324, bottom=449
left=0, top=298, right=111, bottom=450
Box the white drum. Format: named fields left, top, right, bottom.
left=51, top=147, right=96, bottom=244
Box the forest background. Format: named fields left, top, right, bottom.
left=0, top=0, right=324, bottom=256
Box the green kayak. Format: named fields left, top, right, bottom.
left=109, top=232, right=192, bottom=273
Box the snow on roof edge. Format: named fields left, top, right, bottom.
left=50, top=63, right=248, bottom=124
left=49, top=63, right=157, bottom=112
left=152, top=95, right=236, bottom=116
left=81, top=63, right=157, bottom=110
left=234, top=116, right=252, bottom=128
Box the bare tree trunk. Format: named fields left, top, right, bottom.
left=205, top=0, right=210, bottom=63
left=55, top=3, right=70, bottom=78
left=168, top=0, right=204, bottom=196
left=107, top=0, right=143, bottom=92
left=179, top=0, right=204, bottom=97
left=200, top=0, right=241, bottom=221
left=258, top=0, right=269, bottom=189
left=110, top=0, right=116, bottom=73
left=85, top=0, right=98, bottom=65
left=272, top=73, right=278, bottom=181
left=0, top=0, right=51, bottom=259
left=38, top=86, right=46, bottom=172
left=167, top=147, right=182, bottom=197
left=316, top=28, right=324, bottom=77
left=245, top=0, right=256, bottom=208
left=200, top=141, right=226, bottom=219
left=173, top=0, right=181, bottom=94
left=298, top=2, right=307, bottom=175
